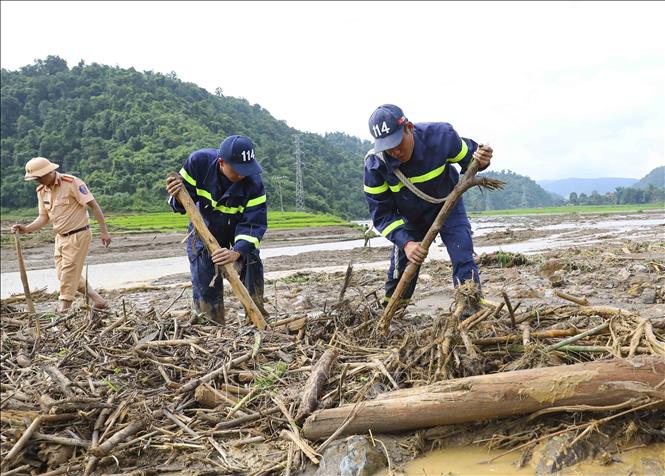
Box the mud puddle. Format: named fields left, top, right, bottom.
left=374, top=443, right=665, bottom=475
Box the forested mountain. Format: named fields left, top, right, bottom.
left=633, top=166, right=664, bottom=190
left=465, top=170, right=563, bottom=211
left=537, top=177, right=637, bottom=199
left=1, top=56, right=371, bottom=218
left=1, top=56, right=574, bottom=219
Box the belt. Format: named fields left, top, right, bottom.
left=60, top=225, right=90, bottom=237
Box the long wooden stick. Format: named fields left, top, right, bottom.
left=378, top=157, right=504, bottom=334
left=14, top=233, right=35, bottom=313
left=168, top=172, right=266, bottom=330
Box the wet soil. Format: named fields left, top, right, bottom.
left=0, top=225, right=366, bottom=273
left=1, top=211, right=663, bottom=474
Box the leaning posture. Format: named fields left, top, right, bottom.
left=166, top=135, right=268, bottom=323
left=363, top=104, right=493, bottom=310
left=11, top=157, right=111, bottom=312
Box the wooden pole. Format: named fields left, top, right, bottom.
left=302, top=355, right=665, bottom=440
left=378, top=156, right=504, bottom=334
left=168, top=172, right=267, bottom=330
left=295, top=348, right=338, bottom=423
left=14, top=232, right=35, bottom=313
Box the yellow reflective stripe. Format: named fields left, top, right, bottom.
left=235, top=234, right=260, bottom=248
left=410, top=164, right=446, bottom=183
left=196, top=188, right=217, bottom=207
left=446, top=139, right=468, bottom=163
left=389, top=183, right=404, bottom=193
left=215, top=204, right=242, bottom=214
left=380, top=218, right=404, bottom=237
left=179, top=167, right=197, bottom=186
left=179, top=168, right=223, bottom=208
left=364, top=182, right=389, bottom=194
left=386, top=165, right=447, bottom=194
left=246, top=194, right=266, bottom=207
left=179, top=170, right=264, bottom=215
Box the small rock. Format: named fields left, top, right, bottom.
left=640, top=288, right=657, bottom=304
left=616, top=269, right=631, bottom=282
left=632, top=264, right=649, bottom=273
left=16, top=352, right=31, bottom=368
left=548, top=270, right=565, bottom=288
left=315, top=435, right=386, bottom=476
left=535, top=434, right=590, bottom=475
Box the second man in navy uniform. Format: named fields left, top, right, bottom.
left=166, top=135, right=268, bottom=324
left=363, top=104, right=493, bottom=309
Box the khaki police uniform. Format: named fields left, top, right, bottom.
left=37, top=173, right=95, bottom=301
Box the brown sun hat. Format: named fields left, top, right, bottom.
left=24, top=157, right=59, bottom=181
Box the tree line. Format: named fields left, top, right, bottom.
left=1, top=56, right=371, bottom=218
left=568, top=185, right=665, bottom=206
left=5, top=56, right=647, bottom=219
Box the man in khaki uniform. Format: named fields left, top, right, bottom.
left=11, top=157, right=111, bottom=312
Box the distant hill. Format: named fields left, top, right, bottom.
left=465, top=170, right=563, bottom=211
left=1, top=56, right=371, bottom=218
left=633, top=166, right=665, bottom=190
left=537, top=177, right=638, bottom=198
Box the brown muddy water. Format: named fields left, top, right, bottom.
left=375, top=443, right=665, bottom=475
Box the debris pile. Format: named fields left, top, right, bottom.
left=1, top=240, right=664, bottom=475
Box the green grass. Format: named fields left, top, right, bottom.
left=102, top=210, right=350, bottom=233
left=468, top=203, right=664, bottom=217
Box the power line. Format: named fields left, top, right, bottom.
left=294, top=134, right=305, bottom=211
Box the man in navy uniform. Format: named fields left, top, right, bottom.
left=166, top=135, right=268, bottom=323
left=363, top=104, right=493, bottom=310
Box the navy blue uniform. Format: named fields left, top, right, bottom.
left=363, top=122, right=480, bottom=302
left=169, top=148, right=267, bottom=319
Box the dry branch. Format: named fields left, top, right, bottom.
left=295, top=348, right=338, bottom=423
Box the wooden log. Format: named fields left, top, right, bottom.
left=14, top=233, right=35, bottom=314
left=167, top=172, right=266, bottom=330
left=294, top=348, right=338, bottom=423
left=302, top=355, right=665, bottom=440
left=379, top=156, right=504, bottom=333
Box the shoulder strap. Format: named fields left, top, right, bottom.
left=365, top=149, right=447, bottom=204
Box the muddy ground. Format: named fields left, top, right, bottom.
left=1, top=211, right=664, bottom=475
left=0, top=225, right=368, bottom=273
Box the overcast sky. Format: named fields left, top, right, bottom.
left=1, top=1, right=663, bottom=181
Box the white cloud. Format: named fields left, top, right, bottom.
left=1, top=0, right=663, bottom=180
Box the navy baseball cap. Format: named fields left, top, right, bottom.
left=368, top=104, right=408, bottom=152
left=218, top=135, right=262, bottom=176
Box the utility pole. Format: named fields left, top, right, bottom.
left=294, top=134, right=305, bottom=211
left=273, top=176, right=287, bottom=212
left=521, top=183, right=528, bottom=208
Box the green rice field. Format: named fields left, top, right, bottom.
left=102, top=211, right=351, bottom=233
left=2, top=203, right=662, bottom=235
left=470, top=203, right=664, bottom=217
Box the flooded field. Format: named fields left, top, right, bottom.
left=2, top=210, right=663, bottom=298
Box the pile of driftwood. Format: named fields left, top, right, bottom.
left=1, top=261, right=664, bottom=475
